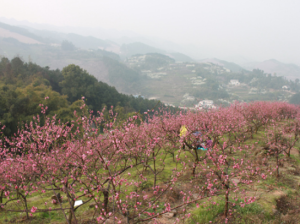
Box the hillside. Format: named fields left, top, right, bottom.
left=0, top=37, right=144, bottom=95
left=29, top=29, right=118, bottom=52
left=1, top=101, right=300, bottom=223
left=123, top=54, right=300, bottom=107
left=0, top=57, right=164, bottom=136
left=120, top=42, right=166, bottom=57
left=167, top=52, right=194, bottom=62
left=243, top=59, right=300, bottom=81
left=1, top=21, right=300, bottom=108
left=199, top=58, right=245, bottom=73
left=0, top=21, right=197, bottom=96
left=0, top=27, right=42, bottom=45
left=1, top=35, right=299, bottom=108
left=0, top=21, right=120, bottom=51
left=0, top=22, right=43, bottom=44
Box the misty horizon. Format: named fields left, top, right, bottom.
left=0, top=0, right=300, bottom=66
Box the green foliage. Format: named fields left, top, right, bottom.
left=140, top=181, right=153, bottom=190
left=0, top=57, right=163, bottom=137
left=0, top=82, right=69, bottom=136
left=233, top=201, right=262, bottom=215
left=60, top=64, right=97, bottom=102
left=189, top=200, right=263, bottom=224
left=290, top=154, right=300, bottom=165
left=189, top=200, right=225, bottom=223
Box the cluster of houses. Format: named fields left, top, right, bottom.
left=182, top=93, right=195, bottom=102
left=141, top=70, right=168, bottom=79
left=202, top=62, right=231, bottom=74
left=190, top=76, right=206, bottom=86
left=125, top=55, right=234, bottom=82
left=229, top=79, right=290, bottom=95
left=178, top=100, right=216, bottom=111
left=195, top=100, right=216, bottom=110
left=228, top=79, right=240, bottom=86
left=179, top=99, right=217, bottom=110
left=125, top=54, right=294, bottom=107
left=248, top=88, right=267, bottom=95
left=168, top=62, right=196, bottom=71
left=125, top=55, right=147, bottom=67
left=228, top=79, right=247, bottom=87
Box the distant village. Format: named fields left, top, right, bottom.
left=125, top=54, right=295, bottom=110
left=126, top=55, right=231, bottom=79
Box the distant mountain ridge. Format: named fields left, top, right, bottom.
left=0, top=22, right=44, bottom=44
left=22, top=26, right=118, bottom=51
left=199, top=58, right=245, bottom=72
left=120, top=42, right=165, bottom=56
left=243, top=59, right=300, bottom=80
left=1, top=20, right=299, bottom=83
left=120, top=42, right=194, bottom=62
left=0, top=21, right=194, bottom=63
left=167, top=52, right=194, bottom=62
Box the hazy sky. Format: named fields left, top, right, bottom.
left=1, top=0, right=300, bottom=64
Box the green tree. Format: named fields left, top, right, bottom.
left=59, top=64, right=97, bottom=103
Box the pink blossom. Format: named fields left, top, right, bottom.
left=31, top=206, right=37, bottom=213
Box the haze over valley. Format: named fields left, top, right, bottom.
left=1, top=8, right=300, bottom=108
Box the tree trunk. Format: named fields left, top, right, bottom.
left=276, top=151, right=280, bottom=178
left=68, top=209, right=73, bottom=224
left=24, top=199, right=29, bottom=219
left=224, top=190, right=229, bottom=218
left=65, top=189, right=77, bottom=224
left=21, top=194, right=29, bottom=219
left=153, top=152, right=157, bottom=187
left=67, top=199, right=77, bottom=224
left=192, top=149, right=199, bottom=176
left=287, top=147, right=291, bottom=157
left=0, top=190, right=3, bottom=204
left=192, top=163, right=196, bottom=176
left=126, top=211, right=130, bottom=224
left=103, top=190, right=109, bottom=213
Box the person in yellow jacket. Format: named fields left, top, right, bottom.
left=180, top=125, right=187, bottom=149
left=180, top=125, right=188, bottom=137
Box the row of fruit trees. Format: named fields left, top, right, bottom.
left=0, top=99, right=300, bottom=223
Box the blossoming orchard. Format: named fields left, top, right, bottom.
left=0, top=99, right=300, bottom=223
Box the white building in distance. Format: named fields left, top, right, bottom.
left=282, top=85, right=290, bottom=90
left=196, top=100, right=216, bottom=109
left=229, top=79, right=240, bottom=86
left=249, top=88, right=258, bottom=94
left=186, top=64, right=195, bottom=67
